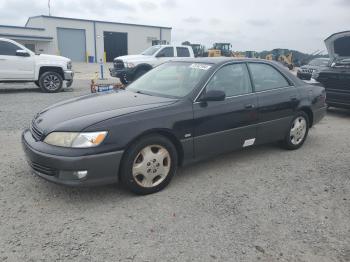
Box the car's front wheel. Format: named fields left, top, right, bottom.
left=120, top=135, right=178, bottom=195
left=39, top=71, right=63, bottom=93
left=281, top=112, right=309, bottom=150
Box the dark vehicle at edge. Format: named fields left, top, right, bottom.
left=22, top=58, right=327, bottom=195
left=313, top=31, right=350, bottom=108
left=297, top=58, right=329, bottom=80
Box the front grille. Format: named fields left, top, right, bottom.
left=31, top=121, right=43, bottom=141
left=29, top=161, right=58, bottom=176
left=114, top=60, right=124, bottom=70
left=302, top=68, right=314, bottom=74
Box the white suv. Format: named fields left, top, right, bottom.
left=109, top=45, right=195, bottom=84
left=0, top=38, right=74, bottom=93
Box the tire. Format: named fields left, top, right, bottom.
left=39, top=71, right=63, bottom=93
left=281, top=111, right=309, bottom=150
left=134, top=69, right=148, bottom=80
left=120, top=135, right=178, bottom=195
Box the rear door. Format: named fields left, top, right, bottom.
left=193, top=63, right=258, bottom=159
left=0, top=40, right=35, bottom=80
left=176, top=47, right=191, bottom=57
left=247, top=62, right=299, bottom=144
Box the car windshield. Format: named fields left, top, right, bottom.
left=127, top=62, right=212, bottom=98
left=309, top=58, right=329, bottom=66
left=141, top=46, right=162, bottom=56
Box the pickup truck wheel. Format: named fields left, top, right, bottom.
left=134, top=69, right=148, bottom=80
left=39, top=71, right=63, bottom=93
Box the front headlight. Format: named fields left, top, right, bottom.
left=44, top=131, right=107, bottom=148
left=67, top=61, right=72, bottom=70
left=124, top=62, right=135, bottom=68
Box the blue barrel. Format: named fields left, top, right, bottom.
left=88, top=56, right=94, bottom=63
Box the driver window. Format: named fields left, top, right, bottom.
left=157, top=47, right=174, bottom=57
left=206, top=63, right=252, bottom=97
left=0, top=41, right=22, bottom=56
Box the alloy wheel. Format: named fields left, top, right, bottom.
left=43, top=74, right=61, bottom=91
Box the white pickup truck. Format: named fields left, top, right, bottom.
left=0, top=38, right=74, bottom=93
left=109, top=45, right=194, bottom=84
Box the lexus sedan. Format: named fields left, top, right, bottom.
left=22, top=58, right=327, bottom=195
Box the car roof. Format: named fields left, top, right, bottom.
left=168, top=57, right=267, bottom=65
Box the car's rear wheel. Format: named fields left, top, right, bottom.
left=281, top=112, right=309, bottom=150
left=39, top=71, right=63, bottom=93
left=120, top=135, right=178, bottom=195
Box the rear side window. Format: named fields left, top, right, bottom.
left=206, top=63, right=252, bottom=97
left=0, top=41, right=21, bottom=56
left=157, top=47, right=174, bottom=57
left=176, top=47, right=190, bottom=57
left=248, top=63, right=290, bottom=91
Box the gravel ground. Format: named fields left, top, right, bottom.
left=0, top=81, right=349, bottom=262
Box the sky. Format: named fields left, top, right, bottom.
left=0, top=0, right=349, bottom=53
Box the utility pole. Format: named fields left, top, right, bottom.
left=48, top=0, right=51, bottom=16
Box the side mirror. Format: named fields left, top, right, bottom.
left=200, top=90, right=226, bottom=102
left=16, top=50, right=30, bottom=57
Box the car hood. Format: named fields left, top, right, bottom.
left=300, top=65, right=321, bottom=70
left=114, top=55, right=153, bottom=62
left=325, top=31, right=350, bottom=61
left=33, top=90, right=176, bottom=134
left=36, top=54, right=70, bottom=62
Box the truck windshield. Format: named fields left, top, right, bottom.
left=142, top=46, right=162, bottom=56
left=127, top=62, right=212, bottom=98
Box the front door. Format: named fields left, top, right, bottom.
left=0, top=40, right=35, bottom=80
left=247, top=62, right=299, bottom=144
left=155, top=47, right=174, bottom=66
left=193, top=63, right=258, bottom=159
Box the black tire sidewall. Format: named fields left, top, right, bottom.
left=120, top=135, right=178, bottom=195
left=134, top=69, right=148, bottom=80
left=283, top=112, right=309, bottom=150
left=39, top=71, right=63, bottom=93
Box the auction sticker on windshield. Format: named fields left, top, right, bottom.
left=190, top=64, right=212, bottom=70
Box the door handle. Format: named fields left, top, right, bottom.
left=290, top=97, right=297, bottom=101
left=0, top=58, right=7, bottom=61
left=245, top=104, right=255, bottom=109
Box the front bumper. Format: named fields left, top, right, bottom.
left=109, top=67, right=136, bottom=83
left=22, top=129, right=123, bottom=186
left=64, top=70, right=74, bottom=87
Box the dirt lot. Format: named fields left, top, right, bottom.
left=0, top=81, right=349, bottom=262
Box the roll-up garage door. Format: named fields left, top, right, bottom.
left=57, top=28, right=86, bottom=62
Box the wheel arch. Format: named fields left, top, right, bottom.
left=299, top=106, right=314, bottom=127
left=39, top=66, right=64, bottom=79
left=121, top=128, right=184, bottom=169
left=134, top=63, right=153, bottom=74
